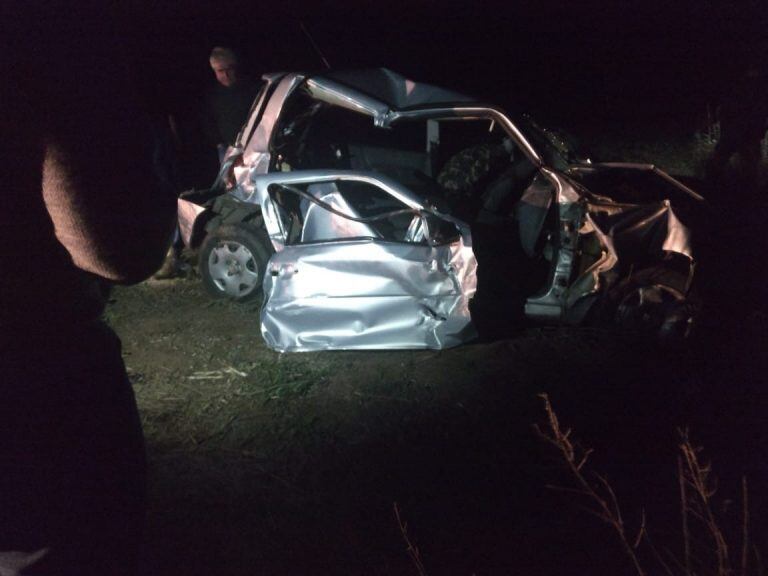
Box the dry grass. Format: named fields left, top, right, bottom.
left=535, top=393, right=647, bottom=575
left=537, top=394, right=763, bottom=576
left=394, top=503, right=428, bottom=576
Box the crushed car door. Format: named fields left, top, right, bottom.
left=257, top=173, right=477, bottom=351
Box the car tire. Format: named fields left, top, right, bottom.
left=597, top=267, right=698, bottom=342
left=200, top=224, right=270, bottom=302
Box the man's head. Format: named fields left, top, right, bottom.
left=209, top=47, right=239, bottom=88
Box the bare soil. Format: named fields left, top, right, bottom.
left=105, top=160, right=768, bottom=574
left=106, top=264, right=765, bottom=575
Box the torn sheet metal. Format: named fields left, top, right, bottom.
left=561, top=197, right=693, bottom=321
left=316, top=68, right=475, bottom=109
left=177, top=196, right=207, bottom=247
left=254, top=170, right=478, bottom=351
left=178, top=68, right=701, bottom=348
left=242, top=74, right=305, bottom=164
left=252, top=170, right=441, bottom=251
left=566, top=163, right=696, bottom=259
left=522, top=167, right=696, bottom=323
left=261, top=237, right=477, bottom=351
left=586, top=200, right=692, bottom=260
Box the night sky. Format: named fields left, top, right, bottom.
left=3, top=0, right=766, bottom=154
left=116, top=0, right=768, bottom=127
left=7, top=0, right=767, bottom=130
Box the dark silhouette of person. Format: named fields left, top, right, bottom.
left=202, top=46, right=262, bottom=161
left=706, top=65, right=768, bottom=191
left=0, top=7, right=177, bottom=575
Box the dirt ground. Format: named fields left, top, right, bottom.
left=108, top=259, right=767, bottom=574
left=105, top=168, right=768, bottom=575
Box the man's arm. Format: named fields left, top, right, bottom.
left=41, top=52, right=177, bottom=285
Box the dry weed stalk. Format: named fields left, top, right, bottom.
left=678, top=429, right=730, bottom=575
left=677, top=429, right=756, bottom=576
left=537, top=395, right=760, bottom=576
left=678, top=455, right=692, bottom=575
left=535, top=393, right=647, bottom=576
left=742, top=477, right=750, bottom=576
left=394, top=502, right=428, bottom=576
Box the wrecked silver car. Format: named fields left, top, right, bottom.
left=178, top=68, right=702, bottom=351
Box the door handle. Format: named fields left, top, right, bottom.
left=271, top=265, right=298, bottom=277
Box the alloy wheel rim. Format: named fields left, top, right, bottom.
left=208, top=241, right=260, bottom=297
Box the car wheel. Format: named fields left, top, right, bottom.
left=602, top=267, right=697, bottom=342
left=200, top=225, right=269, bottom=302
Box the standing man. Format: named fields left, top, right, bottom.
left=203, top=47, right=261, bottom=160
left=0, top=6, right=177, bottom=574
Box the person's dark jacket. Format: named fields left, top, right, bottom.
left=1, top=15, right=177, bottom=329
left=202, top=78, right=261, bottom=147
left=0, top=8, right=177, bottom=575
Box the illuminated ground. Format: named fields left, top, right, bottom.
left=107, top=278, right=765, bottom=573
left=105, top=137, right=768, bottom=575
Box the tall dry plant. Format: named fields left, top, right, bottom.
left=394, top=502, right=428, bottom=576
left=536, top=393, right=760, bottom=576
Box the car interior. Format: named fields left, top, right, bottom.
left=265, top=85, right=557, bottom=323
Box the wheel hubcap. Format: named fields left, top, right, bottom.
left=208, top=241, right=260, bottom=298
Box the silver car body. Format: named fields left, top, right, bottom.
left=245, top=171, right=477, bottom=351
left=178, top=69, right=701, bottom=352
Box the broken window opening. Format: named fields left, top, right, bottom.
left=266, top=180, right=461, bottom=247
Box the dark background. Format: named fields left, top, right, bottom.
left=8, top=0, right=768, bottom=128
left=120, top=0, right=767, bottom=127
left=10, top=0, right=767, bottom=186
left=4, top=3, right=767, bottom=574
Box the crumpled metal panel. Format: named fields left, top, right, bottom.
left=243, top=74, right=305, bottom=159
left=252, top=170, right=438, bottom=250
left=561, top=164, right=696, bottom=266
left=261, top=236, right=477, bottom=352
left=306, top=77, right=392, bottom=125
left=566, top=199, right=693, bottom=313
left=524, top=167, right=696, bottom=323
left=314, top=68, right=475, bottom=110
left=184, top=67, right=702, bottom=346
left=585, top=199, right=692, bottom=260
left=177, top=197, right=207, bottom=247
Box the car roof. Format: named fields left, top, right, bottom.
left=309, top=68, right=478, bottom=110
